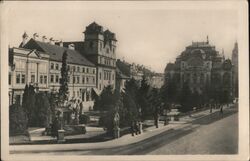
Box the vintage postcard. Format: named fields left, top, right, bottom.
left=0, top=1, right=249, bottom=161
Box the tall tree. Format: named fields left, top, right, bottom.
left=179, top=82, right=193, bottom=112
left=122, top=78, right=140, bottom=124
left=59, top=50, right=69, bottom=102
left=94, top=85, right=118, bottom=111
left=138, top=75, right=151, bottom=119
left=35, top=93, right=51, bottom=127
left=22, top=84, right=36, bottom=126
left=9, top=104, right=28, bottom=135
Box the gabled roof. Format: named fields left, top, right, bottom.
left=23, top=38, right=95, bottom=67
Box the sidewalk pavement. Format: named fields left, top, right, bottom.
left=10, top=105, right=234, bottom=154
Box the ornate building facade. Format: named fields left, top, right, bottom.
left=165, top=37, right=234, bottom=97
left=9, top=22, right=116, bottom=111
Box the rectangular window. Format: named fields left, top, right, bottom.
left=51, top=63, right=54, bottom=69
left=82, top=67, right=85, bottom=73
left=77, top=76, right=80, bottom=84
left=82, top=76, right=85, bottom=84
left=86, top=68, right=89, bottom=73
left=73, top=66, right=76, bottom=72
left=77, top=91, right=79, bottom=97
left=112, top=74, right=114, bottom=80
left=93, top=69, right=95, bottom=74
left=44, top=76, right=47, bottom=84
left=77, top=67, right=80, bottom=72
left=22, top=74, right=26, bottom=83
left=73, top=76, right=76, bottom=84
left=40, top=75, right=43, bottom=84
left=86, top=77, right=89, bottom=84
left=31, top=74, right=35, bottom=83
left=9, top=73, right=11, bottom=85
left=50, top=75, right=54, bottom=83
left=55, top=64, right=59, bottom=70
left=55, top=75, right=59, bottom=83
left=93, top=77, right=95, bottom=83
left=16, top=73, right=20, bottom=84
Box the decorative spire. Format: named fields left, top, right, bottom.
left=22, top=31, right=28, bottom=39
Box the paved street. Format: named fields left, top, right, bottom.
left=149, top=111, right=238, bottom=154
left=10, top=107, right=237, bottom=155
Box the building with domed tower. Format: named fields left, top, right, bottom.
left=165, top=36, right=234, bottom=99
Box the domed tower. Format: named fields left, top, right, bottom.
left=83, top=22, right=117, bottom=91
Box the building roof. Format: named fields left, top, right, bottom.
left=84, top=22, right=104, bottom=34
left=116, top=67, right=130, bottom=79
left=116, top=59, right=131, bottom=76
left=23, top=38, right=95, bottom=67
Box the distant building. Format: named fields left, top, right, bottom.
left=165, top=37, right=234, bottom=97
left=231, top=42, right=238, bottom=97
left=116, top=59, right=164, bottom=90
left=147, top=73, right=164, bottom=88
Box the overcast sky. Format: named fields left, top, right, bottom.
left=4, top=1, right=240, bottom=73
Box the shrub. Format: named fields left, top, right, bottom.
left=79, top=114, right=90, bottom=124
left=9, top=104, right=28, bottom=136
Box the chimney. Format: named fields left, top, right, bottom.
left=68, top=44, right=75, bottom=50
left=33, top=33, right=39, bottom=40
left=21, top=32, right=28, bottom=47
left=42, top=36, right=47, bottom=42
left=49, top=37, right=54, bottom=44
left=59, top=40, right=63, bottom=47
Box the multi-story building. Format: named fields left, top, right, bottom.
left=165, top=37, right=233, bottom=96
left=9, top=46, right=50, bottom=105
left=61, top=22, right=117, bottom=92
left=9, top=22, right=117, bottom=111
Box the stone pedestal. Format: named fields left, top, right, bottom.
left=139, top=122, right=143, bottom=134
left=57, top=129, right=65, bottom=143
left=113, top=127, right=120, bottom=139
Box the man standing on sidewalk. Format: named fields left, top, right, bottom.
left=220, top=105, right=223, bottom=115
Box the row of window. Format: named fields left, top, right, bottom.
left=89, top=41, right=115, bottom=54
left=99, top=57, right=115, bottom=66
left=50, top=74, right=95, bottom=84
left=14, top=73, right=47, bottom=85
left=50, top=63, right=95, bottom=74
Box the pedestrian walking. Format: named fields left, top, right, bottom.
left=220, top=105, right=223, bottom=115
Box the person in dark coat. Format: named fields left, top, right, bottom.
left=130, top=121, right=135, bottom=136
left=51, top=117, right=59, bottom=138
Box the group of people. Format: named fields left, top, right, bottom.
left=130, top=121, right=142, bottom=136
